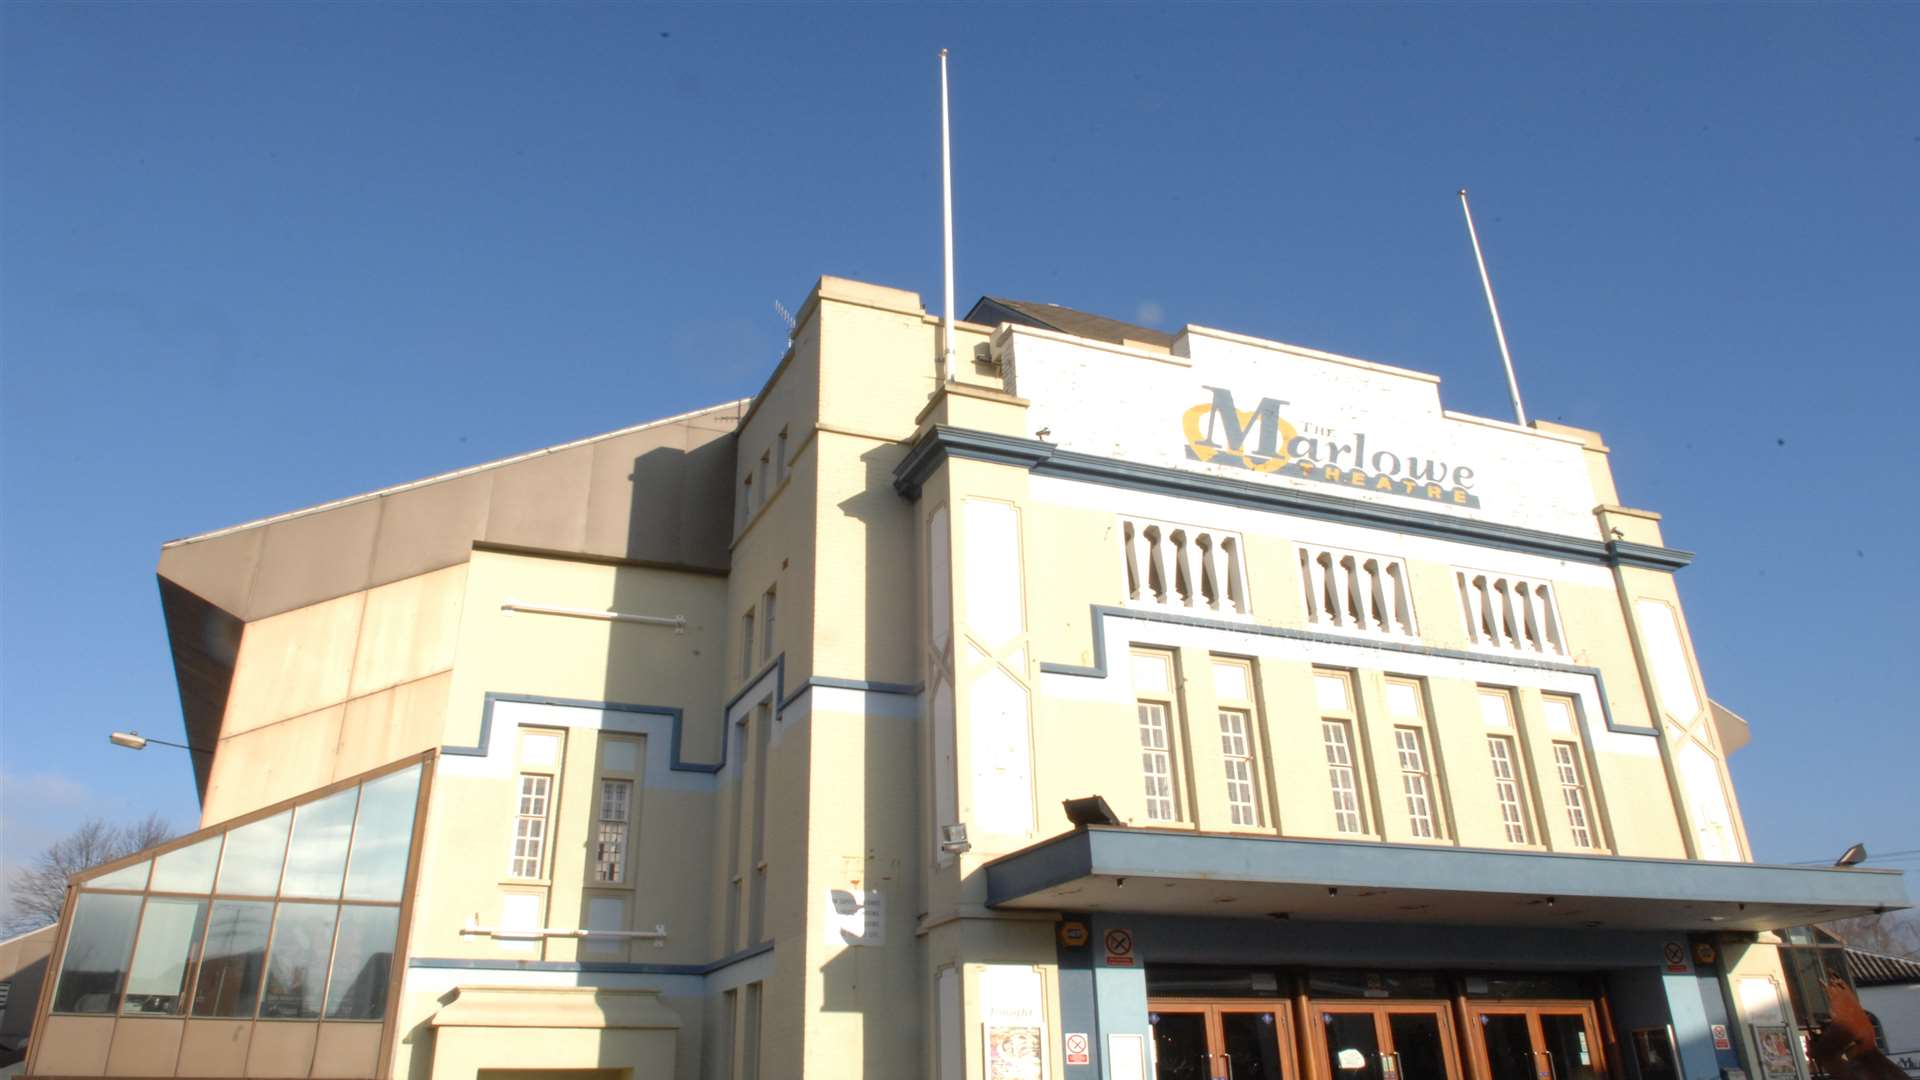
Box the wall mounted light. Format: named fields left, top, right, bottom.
left=939, top=824, right=971, bottom=854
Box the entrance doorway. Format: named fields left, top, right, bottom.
left=1462, top=1003, right=1607, bottom=1080
left=1310, top=1004, right=1463, bottom=1080
left=1150, top=1000, right=1298, bottom=1080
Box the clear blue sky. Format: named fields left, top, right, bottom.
left=4, top=5, right=1916, bottom=911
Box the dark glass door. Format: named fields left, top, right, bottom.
left=1313, top=1005, right=1462, bottom=1080
left=1477, top=1014, right=1543, bottom=1080
left=1537, top=1012, right=1600, bottom=1080
left=1153, top=1008, right=1216, bottom=1080
left=1151, top=1000, right=1299, bottom=1080
left=1321, top=1010, right=1387, bottom=1080
left=1387, top=1012, right=1453, bottom=1080
left=1465, top=1004, right=1607, bottom=1080
left=1220, top=1008, right=1290, bottom=1080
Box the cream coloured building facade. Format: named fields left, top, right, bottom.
left=23, top=276, right=1910, bottom=1080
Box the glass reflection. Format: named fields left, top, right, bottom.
left=122, top=898, right=208, bottom=1015
left=89, top=858, right=151, bottom=891
left=260, top=902, right=339, bottom=1019
left=190, top=899, right=272, bottom=1017
left=216, top=811, right=291, bottom=896
left=150, top=835, right=223, bottom=894
left=281, top=788, right=358, bottom=899
left=325, top=905, right=398, bottom=1020
left=51, top=892, right=143, bottom=1013
left=343, top=764, right=420, bottom=902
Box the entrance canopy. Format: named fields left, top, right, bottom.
left=984, top=827, right=1910, bottom=933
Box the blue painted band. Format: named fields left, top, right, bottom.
left=446, top=692, right=720, bottom=772
left=892, top=426, right=1694, bottom=573
left=1042, top=604, right=1657, bottom=737
left=409, top=940, right=774, bottom=977
left=779, top=676, right=924, bottom=710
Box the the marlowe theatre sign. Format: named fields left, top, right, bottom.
left=1182, top=386, right=1483, bottom=508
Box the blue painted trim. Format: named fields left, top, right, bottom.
left=448, top=692, right=722, bottom=772
left=984, top=827, right=1912, bottom=919
left=1040, top=604, right=1658, bottom=737
left=409, top=940, right=774, bottom=977
left=891, top=426, right=1695, bottom=572
left=778, top=676, right=924, bottom=711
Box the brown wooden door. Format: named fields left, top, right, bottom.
left=1463, top=1003, right=1608, bottom=1080
left=1309, top=1004, right=1464, bottom=1080
left=1150, top=999, right=1299, bottom=1080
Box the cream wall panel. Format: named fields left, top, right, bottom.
left=349, top=563, right=467, bottom=698
left=332, top=671, right=452, bottom=782
left=222, top=591, right=364, bottom=737
left=244, top=1020, right=318, bottom=1078
left=805, top=431, right=915, bottom=686
left=176, top=1019, right=252, bottom=1077
left=34, top=1015, right=113, bottom=1075
left=202, top=704, right=344, bottom=825
left=105, top=1016, right=185, bottom=1076
left=311, top=1023, right=381, bottom=1079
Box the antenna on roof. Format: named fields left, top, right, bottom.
left=939, top=48, right=957, bottom=382
left=773, top=300, right=795, bottom=349
left=1458, top=188, right=1528, bottom=427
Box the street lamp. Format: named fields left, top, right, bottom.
left=108, top=731, right=210, bottom=756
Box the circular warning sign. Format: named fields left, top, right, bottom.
left=1105, top=929, right=1133, bottom=956
left=1662, top=941, right=1690, bottom=972
left=1065, top=1034, right=1089, bottom=1055
left=1058, top=920, right=1090, bottom=948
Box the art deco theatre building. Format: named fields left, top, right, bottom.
left=23, top=278, right=1908, bottom=1080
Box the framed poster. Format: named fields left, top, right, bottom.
left=1752, top=1025, right=1798, bottom=1080
left=1632, top=1027, right=1681, bottom=1080
left=984, top=1024, right=1044, bottom=1080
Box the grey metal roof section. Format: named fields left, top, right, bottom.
left=966, top=296, right=1175, bottom=350
left=156, top=399, right=748, bottom=800
left=984, top=826, right=1912, bottom=933
left=1848, top=947, right=1920, bottom=986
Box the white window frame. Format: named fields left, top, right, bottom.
left=1394, top=726, right=1438, bottom=840
left=1487, top=735, right=1533, bottom=845
left=1552, top=742, right=1597, bottom=849
left=509, top=773, right=553, bottom=879
left=594, top=778, right=633, bottom=884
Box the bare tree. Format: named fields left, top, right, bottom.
left=1825, top=910, right=1920, bottom=961
left=5, top=813, right=175, bottom=933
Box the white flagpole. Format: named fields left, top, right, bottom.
left=1458, top=188, right=1527, bottom=427
left=940, top=48, right=956, bottom=376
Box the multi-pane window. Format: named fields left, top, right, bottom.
left=1300, top=546, right=1416, bottom=637
left=1384, top=677, right=1443, bottom=840
left=595, top=779, right=632, bottom=883
left=1486, top=738, right=1530, bottom=844
left=1132, top=650, right=1182, bottom=823
left=49, top=760, right=423, bottom=1025
left=510, top=774, right=552, bottom=879
left=1315, top=670, right=1368, bottom=835
left=757, top=450, right=771, bottom=506
left=761, top=587, right=777, bottom=662
left=740, top=610, right=755, bottom=680
left=1478, top=687, right=1538, bottom=846
left=1552, top=744, right=1596, bottom=849
left=1138, top=702, right=1179, bottom=823
left=1211, top=657, right=1263, bottom=827
left=774, top=428, right=789, bottom=486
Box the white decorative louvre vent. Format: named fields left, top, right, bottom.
left=1457, top=570, right=1565, bottom=655
left=1299, top=546, right=1417, bottom=637
left=1119, top=517, right=1249, bottom=615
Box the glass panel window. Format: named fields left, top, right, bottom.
left=1137, top=701, right=1178, bottom=822
left=1488, top=735, right=1533, bottom=844
left=596, top=779, right=633, bottom=884
left=324, top=905, right=398, bottom=1020
left=190, top=899, right=273, bottom=1018
left=121, top=898, right=208, bottom=1015
left=1322, top=720, right=1364, bottom=834
left=88, top=859, right=151, bottom=891
left=1219, top=709, right=1260, bottom=827
left=51, top=891, right=142, bottom=1014
left=1395, top=727, right=1438, bottom=839
left=259, top=902, right=339, bottom=1019
left=343, top=764, right=422, bottom=901
left=510, top=774, right=552, bottom=879
left=216, top=810, right=291, bottom=896
left=761, top=588, right=777, bottom=662
left=151, top=835, right=222, bottom=894
left=1554, top=743, right=1598, bottom=848
left=280, top=787, right=359, bottom=899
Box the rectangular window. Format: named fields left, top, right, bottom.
left=595, top=779, right=632, bottom=883
left=1384, top=677, right=1444, bottom=840
left=719, top=988, right=738, bottom=1080
left=747, top=702, right=773, bottom=945
left=761, top=587, right=777, bottom=662
left=1394, top=727, right=1438, bottom=840
left=742, top=980, right=764, bottom=1080
left=189, top=899, right=272, bottom=1018
left=757, top=451, right=771, bottom=506
left=122, top=897, right=208, bottom=1015
left=1322, top=720, right=1364, bottom=834
left=51, top=891, right=142, bottom=1014
left=741, top=610, right=755, bottom=680
left=1132, top=650, right=1183, bottom=823
left=258, top=901, right=338, bottom=1019
left=1487, top=736, right=1532, bottom=844
left=1314, top=670, right=1368, bottom=835
left=1211, top=657, right=1263, bottom=827
left=509, top=774, right=551, bottom=879
left=775, top=427, right=789, bottom=486
left=1553, top=743, right=1597, bottom=849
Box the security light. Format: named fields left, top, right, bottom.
left=1062, top=796, right=1120, bottom=828
left=939, top=824, right=971, bottom=854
